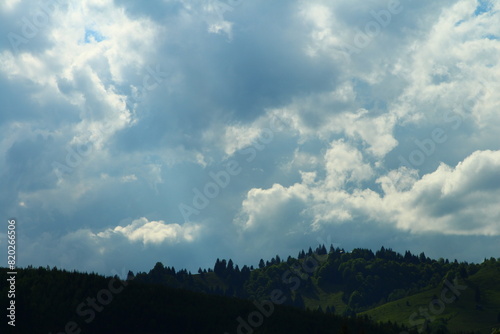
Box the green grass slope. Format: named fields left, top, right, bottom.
left=361, top=263, right=500, bottom=333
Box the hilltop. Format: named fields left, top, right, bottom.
left=131, top=245, right=500, bottom=333
left=1, top=245, right=499, bottom=333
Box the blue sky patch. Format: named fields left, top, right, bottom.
left=474, top=0, right=492, bottom=16
left=84, top=29, right=104, bottom=43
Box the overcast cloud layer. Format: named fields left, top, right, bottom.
left=1, top=0, right=499, bottom=275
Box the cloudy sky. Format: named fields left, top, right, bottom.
left=1, top=0, right=499, bottom=276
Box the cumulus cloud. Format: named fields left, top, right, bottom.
left=235, top=182, right=309, bottom=231
left=383, top=150, right=500, bottom=235
left=236, top=149, right=500, bottom=242
left=324, top=140, right=373, bottom=189
left=99, top=217, right=202, bottom=244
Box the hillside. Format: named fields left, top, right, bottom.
left=131, top=245, right=500, bottom=333
left=1, top=245, right=498, bottom=333
left=0, top=266, right=406, bottom=334
left=362, top=262, right=500, bottom=334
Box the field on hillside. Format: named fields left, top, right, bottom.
left=362, top=265, right=500, bottom=333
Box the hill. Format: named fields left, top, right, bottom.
left=0, top=265, right=406, bottom=333
left=130, top=245, right=500, bottom=333
left=362, top=261, right=500, bottom=333
left=1, top=245, right=498, bottom=333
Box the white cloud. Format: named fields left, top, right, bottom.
left=351, top=150, right=500, bottom=235
left=100, top=217, right=202, bottom=244
left=1, top=0, right=21, bottom=11
left=121, top=174, right=137, bottom=182
left=391, top=0, right=500, bottom=131
left=324, top=140, right=373, bottom=189
left=236, top=150, right=500, bottom=238
left=235, top=182, right=309, bottom=231
left=221, top=124, right=262, bottom=156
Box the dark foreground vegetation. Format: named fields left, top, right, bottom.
left=1, top=267, right=406, bottom=333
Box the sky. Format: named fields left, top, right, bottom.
left=0, top=0, right=499, bottom=276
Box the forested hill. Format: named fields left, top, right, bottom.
left=0, top=246, right=498, bottom=333
left=131, top=245, right=500, bottom=333
left=0, top=265, right=406, bottom=334
left=132, top=246, right=491, bottom=308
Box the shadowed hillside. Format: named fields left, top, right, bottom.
left=1, top=265, right=406, bottom=334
